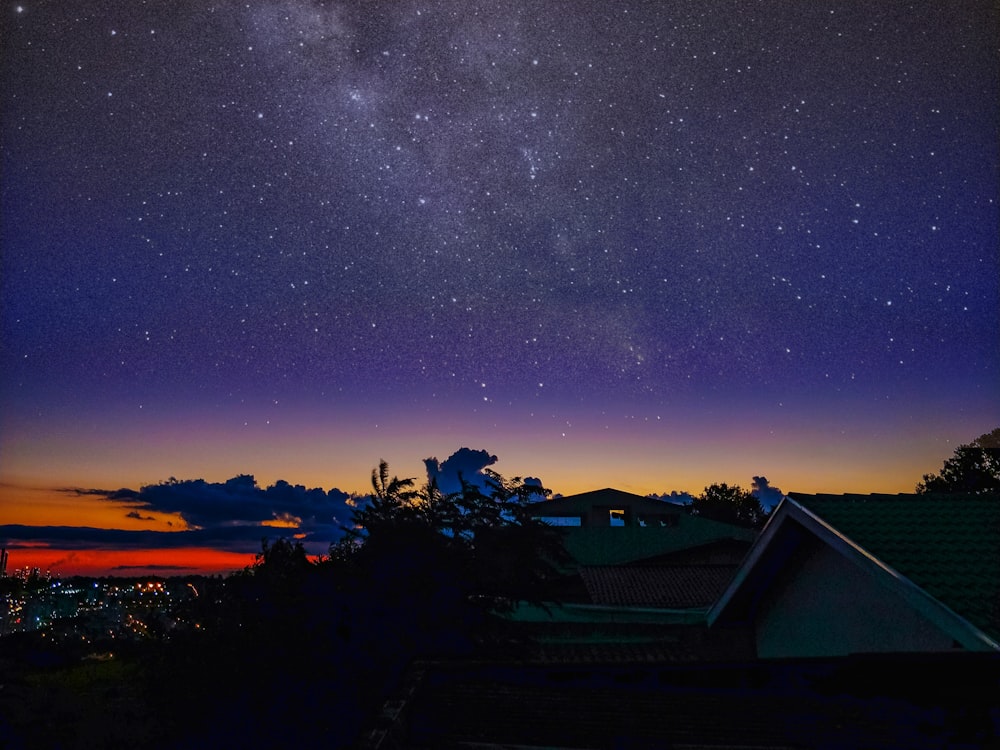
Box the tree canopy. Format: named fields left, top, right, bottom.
left=689, top=482, right=768, bottom=529
left=916, top=428, right=1000, bottom=494
left=179, top=463, right=571, bottom=750
left=336, top=461, right=570, bottom=609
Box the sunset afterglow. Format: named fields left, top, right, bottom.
left=2, top=2, right=997, bottom=576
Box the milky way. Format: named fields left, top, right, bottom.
left=1, top=1, right=997, bottom=500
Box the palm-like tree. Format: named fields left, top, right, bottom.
left=351, top=459, right=419, bottom=534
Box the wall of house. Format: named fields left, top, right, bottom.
left=755, top=540, right=957, bottom=658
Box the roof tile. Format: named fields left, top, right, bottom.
left=579, top=565, right=738, bottom=609
left=792, top=493, right=1000, bottom=643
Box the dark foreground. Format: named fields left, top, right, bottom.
left=3, top=630, right=999, bottom=749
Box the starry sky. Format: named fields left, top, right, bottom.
left=1, top=1, right=998, bottom=575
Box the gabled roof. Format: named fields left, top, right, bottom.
left=793, top=493, right=1000, bottom=643
left=708, top=493, right=1000, bottom=650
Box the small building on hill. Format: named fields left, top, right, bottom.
left=709, top=493, right=1000, bottom=658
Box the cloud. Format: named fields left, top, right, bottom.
left=115, top=475, right=355, bottom=533
left=423, top=447, right=499, bottom=496
left=522, top=477, right=549, bottom=502
left=61, top=487, right=139, bottom=499
left=16, top=475, right=361, bottom=555
left=648, top=481, right=783, bottom=512
left=751, top=476, right=785, bottom=511
left=647, top=491, right=694, bottom=506
left=0, top=524, right=288, bottom=552
left=47, top=551, right=84, bottom=572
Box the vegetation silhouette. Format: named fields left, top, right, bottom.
left=689, top=482, right=769, bottom=529
left=916, top=427, right=1000, bottom=494
left=135, top=461, right=569, bottom=749
left=10, top=435, right=998, bottom=749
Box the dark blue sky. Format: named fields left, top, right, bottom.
left=1, top=1, right=998, bottom=513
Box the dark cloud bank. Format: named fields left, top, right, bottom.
left=6, top=477, right=357, bottom=557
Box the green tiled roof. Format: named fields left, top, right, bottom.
left=562, top=516, right=755, bottom=567
left=791, top=493, right=1000, bottom=643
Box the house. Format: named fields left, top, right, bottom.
left=501, top=489, right=758, bottom=660
left=518, top=488, right=755, bottom=617
left=531, top=487, right=756, bottom=567
left=358, top=491, right=1000, bottom=749
left=708, top=493, right=1000, bottom=658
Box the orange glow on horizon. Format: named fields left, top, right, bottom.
left=3, top=546, right=254, bottom=578
left=0, top=483, right=188, bottom=530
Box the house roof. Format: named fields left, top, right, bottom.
left=579, top=565, right=738, bottom=609
left=792, top=493, right=1000, bottom=644
left=563, top=521, right=754, bottom=567
left=527, top=488, right=754, bottom=567
left=708, top=493, right=1000, bottom=650
left=531, top=487, right=685, bottom=517
left=560, top=518, right=755, bottom=566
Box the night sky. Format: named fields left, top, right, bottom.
left=1, top=1, right=998, bottom=575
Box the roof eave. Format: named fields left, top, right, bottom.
left=706, top=495, right=792, bottom=626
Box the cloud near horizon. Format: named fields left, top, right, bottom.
left=422, top=447, right=549, bottom=500
left=647, top=490, right=696, bottom=505
left=750, top=476, right=786, bottom=512
left=423, top=447, right=499, bottom=496
left=648, top=477, right=786, bottom=512
left=2, top=475, right=358, bottom=557
left=107, top=475, right=355, bottom=531
left=0, top=523, right=309, bottom=552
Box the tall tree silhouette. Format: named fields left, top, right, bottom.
left=357, top=458, right=420, bottom=530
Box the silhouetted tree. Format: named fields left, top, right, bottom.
left=248, top=537, right=313, bottom=587
left=347, top=458, right=420, bottom=535
left=916, top=428, right=1000, bottom=494
left=337, top=462, right=569, bottom=619
left=222, top=538, right=317, bottom=631
left=690, top=482, right=767, bottom=528
left=152, top=461, right=569, bottom=749
left=446, top=470, right=569, bottom=608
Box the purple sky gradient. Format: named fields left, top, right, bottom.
left=1, top=2, right=997, bottom=571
